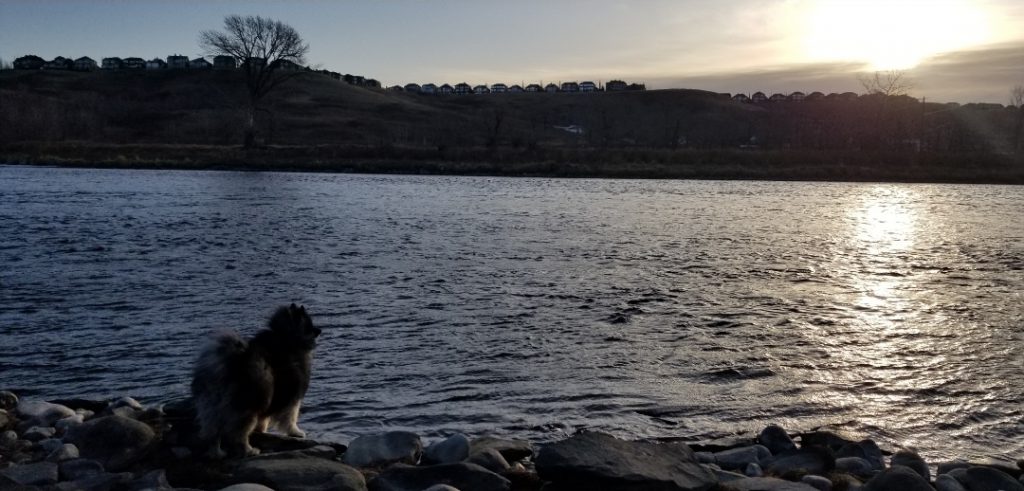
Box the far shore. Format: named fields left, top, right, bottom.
left=3, top=142, right=1024, bottom=185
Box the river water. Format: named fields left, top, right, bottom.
left=1, top=166, right=1021, bottom=463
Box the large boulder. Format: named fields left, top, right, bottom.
left=423, top=434, right=471, bottom=464
left=16, top=400, right=75, bottom=426
left=837, top=440, right=885, bottom=471
left=343, top=432, right=422, bottom=468
left=725, top=477, right=819, bottom=491
left=535, top=432, right=717, bottom=491
left=0, top=461, right=59, bottom=486
left=63, top=415, right=155, bottom=471
left=469, top=436, right=533, bottom=463
left=368, top=462, right=509, bottom=491
left=936, top=474, right=969, bottom=491
left=960, top=466, right=1024, bottom=491
left=468, top=448, right=511, bottom=474
left=0, top=391, right=19, bottom=411
left=891, top=451, right=929, bottom=482
left=715, top=446, right=772, bottom=471
left=863, top=466, right=933, bottom=491
left=759, top=426, right=797, bottom=455
left=765, top=448, right=835, bottom=477
left=234, top=450, right=367, bottom=491
left=835, top=457, right=876, bottom=479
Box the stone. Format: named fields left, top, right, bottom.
left=234, top=449, right=367, bottom=491
left=961, top=466, right=1024, bottom=491
left=110, top=406, right=139, bottom=419
left=696, top=452, right=717, bottom=464
left=726, top=477, right=820, bottom=491
left=63, top=415, right=155, bottom=471
left=936, top=474, right=969, bottom=491
left=23, top=425, right=56, bottom=441
left=0, top=391, right=18, bottom=411
left=836, top=457, right=876, bottom=479
left=891, top=451, right=930, bottom=482
left=343, top=431, right=423, bottom=468
left=799, top=431, right=857, bottom=451
left=715, top=469, right=750, bottom=482
left=16, top=400, right=75, bottom=426
left=250, top=432, right=335, bottom=454
left=0, top=430, right=18, bottom=448
left=219, top=485, right=276, bottom=491
left=58, top=458, right=105, bottom=481
left=535, top=432, right=717, bottom=491
left=171, top=446, right=192, bottom=459
left=0, top=409, right=10, bottom=430
left=111, top=397, right=143, bottom=411
left=423, top=434, right=471, bottom=464
left=467, top=448, right=510, bottom=473
left=801, top=475, right=833, bottom=491
left=765, top=448, right=835, bottom=477
left=863, top=466, right=933, bottom=491
left=0, top=461, right=59, bottom=486
left=55, top=471, right=133, bottom=491
left=128, top=469, right=170, bottom=491
left=469, top=436, right=534, bottom=463
left=46, top=443, right=80, bottom=462
left=837, top=440, right=885, bottom=470
left=938, top=461, right=971, bottom=476
left=37, top=437, right=64, bottom=454
left=422, top=486, right=461, bottom=491
left=745, top=463, right=764, bottom=477
left=55, top=414, right=85, bottom=434
left=368, top=462, right=509, bottom=491
left=759, top=425, right=797, bottom=455
left=716, top=445, right=771, bottom=470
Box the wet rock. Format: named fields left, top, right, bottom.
left=249, top=432, right=337, bottom=454
left=745, top=463, right=764, bottom=477
left=55, top=471, right=133, bottom=491
left=111, top=396, right=143, bottom=411
left=765, top=447, right=835, bottom=477
left=23, top=425, right=56, bottom=441
left=368, top=462, right=509, bottom=491
left=726, top=477, right=819, bottom=491
left=467, top=448, right=510, bottom=473
left=831, top=473, right=864, bottom=491
left=234, top=449, right=367, bottom=491
left=171, top=446, right=192, bottom=459
left=63, top=415, right=155, bottom=471
left=422, top=485, right=461, bottom=491
left=0, top=391, right=18, bottom=411
left=46, top=443, right=80, bottom=462
left=55, top=414, right=85, bottom=434
left=128, top=469, right=170, bottom=491
left=423, top=434, right=470, bottom=464
left=891, top=451, right=929, bottom=482
left=936, top=474, right=969, bottom=491
left=938, top=461, right=971, bottom=476
left=961, top=466, right=1024, bottom=491
left=716, top=445, right=771, bottom=470
left=836, top=457, right=876, bottom=479
left=0, top=430, right=16, bottom=448
left=0, top=461, right=59, bottom=486
left=219, top=485, right=276, bottom=491
left=469, top=436, right=533, bottom=463
left=109, top=406, right=140, bottom=419
left=863, top=466, right=932, bottom=491
left=799, top=431, right=856, bottom=452
left=715, top=469, right=750, bottom=482
left=58, top=458, right=105, bottom=481
left=696, top=452, right=717, bottom=464
left=343, top=431, right=422, bottom=468
left=837, top=440, right=885, bottom=470
left=801, top=475, right=833, bottom=491
left=0, top=409, right=10, bottom=430
left=535, top=431, right=716, bottom=491
left=37, top=437, right=64, bottom=453
left=16, top=400, right=75, bottom=426
left=759, top=425, right=797, bottom=455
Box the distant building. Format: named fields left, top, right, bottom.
left=525, top=84, right=542, bottom=93
left=472, top=84, right=490, bottom=94
left=101, top=57, right=123, bottom=70
left=404, top=83, right=422, bottom=93
left=490, top=83, right=508, bottom=93
left=43, top=56, right=73, bottom=70
left=13, top=55, right=45, bottom=70
left=388, top=85, right=404, bottom=92
left=421, top=83, right=438, bottom=94
left=769, top=93, right=787, bottom=102
left=273, top=59, right=302, bottom=71
left=732, top=93, right=750, bottom=103
left=560, top=81, right=579, bottom=92
left=167, top=55, right=189, bottom=69
left=751, top=91, right=768, bottom=103
left=365, top=79, right=381, bottom=88
left=146, top=58, right=166, bottom=70
left=213, top=55, right=236, bottom=70
left=508, top=84, right=524, bottom=93
left=838, top=92, right=858, bottom=100
left=805, top=91, right=825, bottom=101
left=189, top=57, right=212, bottom=69
left=73, top=56, right=97, bottom=71
left=439, top=83, right=454, bottom=95
left=123, top=57, right=146, bottom=70
left=454, top=82, right=472, bottom=95
left=544, top=83, right=559, bottom=93
left=627, top=83, right=646, bottom=91
left=579, top=81, right=598, bottom=92
left=789, top=91, right=805, bottom=102
left=605, top=80, right=628, bottom=91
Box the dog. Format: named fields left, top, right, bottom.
left=191, top=304, right=321, bottom=458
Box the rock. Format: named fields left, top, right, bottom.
left=716, top=445, right=772, bottom=470
left=23, top=425, right=56, bottom=441
left=58, top=458, right=105, bottom=481
left=16, top=400, right=75, bottom=426
left=343, top=431, right=422, bottom=468
left=715, top=469, right=750, bottom=482
left=219, top=485, right=276, bottom=491
left=837, top=440, right=885, bottom=470
left=0, top=391, right=18, bottom=411
left=37, top=437, right=64, bottom=454
left=234, top=449, right=367, bottom=491
left=535, top=431, right=717, bottom=491
left=801, top=475, right=833, bottom=491
left=128, top=469, right=170, bottom=491
left=726, top=477, right=820, bottom=491
left=961, top=466, right=1024, bottom=491
left=171, top=446, right=192, bottom=459
left=109, top=406, right=140, bottom=419
left=249, top=432, right=336, bottom=454
left=0, top=461, right=59, bottom=486
left=467, top=448, right=510, bottom=474
left=936, top=474, right=969, bottom=491
left=745, top=463, right=764, bottom=477
left=368, top=462, right=509, bottom=491
left=422, top=486, right=461, bottom=491
left=863, top=466, right=932, bottom=491
left=63, top=415, right=155, bottom=471
left=938, top=462, right=971, bottom=476
left=423, top=434, right=471, bottom=464
left=765, top=447, right=835, bottom=477
left=55, top=414, right=85, bottom=434
left=799, top=431, right=857, bottom=452
left=759, top=425, right=797, bottom=455
left=831, top=473, right=864, bottom=491
left=696, top=452, right=716, bottom=464
left=0, top=409, right=10, bottom=430
left=46, top=443, right=80, bottom=462
left=55, top=471, right=133, bottom=491
left=836, top=457, right=876, bottom=479
left=0, top=430, right=17, bottom=448
left=891, top=451, right=929, bottom=482
left=111, top=397, right=143, bottom=411
left=469, top=436, right=533, bottom=463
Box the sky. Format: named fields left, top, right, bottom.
left=2, top=0, right=1022, bottom=103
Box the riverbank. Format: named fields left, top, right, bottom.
left=3, top=142, right=1024, bottom=184
left=1, top=391, right=1021, bottom=491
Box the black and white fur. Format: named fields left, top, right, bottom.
left=191, top=304, right=321, bottom=458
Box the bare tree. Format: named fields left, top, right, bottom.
left=858, top=70, right=913, bottom=96
left=1012, top=85, right=1024, bottom=153
left=1011, top=85, right=1024, bottom=108
left=200, top=15, right=309, bottom=147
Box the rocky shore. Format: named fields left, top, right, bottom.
left=1, top=390, right=1022, bottom=491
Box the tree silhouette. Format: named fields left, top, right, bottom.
left=858, top=70, right=913, bottom=97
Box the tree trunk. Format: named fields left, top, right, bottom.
left=243, top=104, right=257, bottom=148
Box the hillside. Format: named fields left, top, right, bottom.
left=1, top=69, right=1022, bottom=183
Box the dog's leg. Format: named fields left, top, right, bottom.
left=255, top=417, right=270, bottom=434
left=281, top=402, right=306, bottom=438
left=226, top=413, right=261, bottom=457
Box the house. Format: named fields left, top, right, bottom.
left=388, top=85, right=404, bottom=92
left=473, top=84, right=490, bottom=94
left=508, top=84, right=524, bottom=93
left=454, top=82, right=472, bottom=95
left=123, top=57, right=146, bottom=70
left=769, top=93, right=787, bottom=102
left=544, top=83, right=559, bottom=93
left=189, top=57, right=212, bottom=69
left=751, top=91, right=768, bottom=103
left=732, top=93, right=750, bottom=103
left=13, top=55, right=45, bottom=70
left=805, top=91, right=825, bottom=101
left=404, top=83, right=422, bottom=93
left=789, top=91, right=805, bottom=102
left=490, top=83, right=508, bottom=93
left=605, top=80, right=628, bottom=91
left=839, top=92, right=858, bottom=100
left=73, top=56, right=97, bottom=71
left=167, top=55, right=189, bottom=69
left=627, top=83, right=646, bottom=91
left=146, top=58, right=166, bottom=70
left=579, top=81, right=598, bottom=92
left=365, top=79, right=381, bottom=88
left=560, top=82, right=579, bottom=92
left=43, top=56, right=73, bottom=70
left=421, top=83, right=438, bottom=94
left=213, top=55, right=236, bottom=70
left=272, top=59, right=302, bottom=71
left=101, top=57, right=123, bottom=70
left=525, top=84, right=542, bottom=92
left=439, top=84, right=454, bottom=95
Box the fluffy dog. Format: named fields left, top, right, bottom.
left=191, top=304, right=321, bottom=458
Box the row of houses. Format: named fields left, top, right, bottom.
left=10, top=54, right=309, bottom=72
left=393, top=80, right=646, bottom=95
left=730, top=91, right=860, bottom=103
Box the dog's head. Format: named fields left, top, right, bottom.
left=269, top=303, right=321, bottom=349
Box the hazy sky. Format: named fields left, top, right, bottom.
left=2, top=0, right=1022, bottom=103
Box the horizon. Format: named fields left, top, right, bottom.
left=2, top=0, right=1023, bottom=104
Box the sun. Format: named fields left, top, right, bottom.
left=800, top=0, right=991, bottom=70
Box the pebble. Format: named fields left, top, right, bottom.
left=23, top=425, right=57, bottom=442
left=55, top=414, right=85, bottom=434
left=801, top=474, right=833, bottom=491
left=0, top=430, right=18, bottom=448
left=36, top=438, right=64, bottom=454
left=46, top=443, right=80, bottom=462
left=0, top=409, right=9, bottom=430
left=343, top=431, right=423, bottom=468
left=0, top=391, right=18, bottom=411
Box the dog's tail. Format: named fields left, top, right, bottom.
left=191, top=330, right=248, bottom=440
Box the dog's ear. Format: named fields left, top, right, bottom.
left=269, top=305, right=295, bottom=332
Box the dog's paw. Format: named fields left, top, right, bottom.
left=286, top=426, right=306, bottom=439
left=244, top=446, right=261, bottom=457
